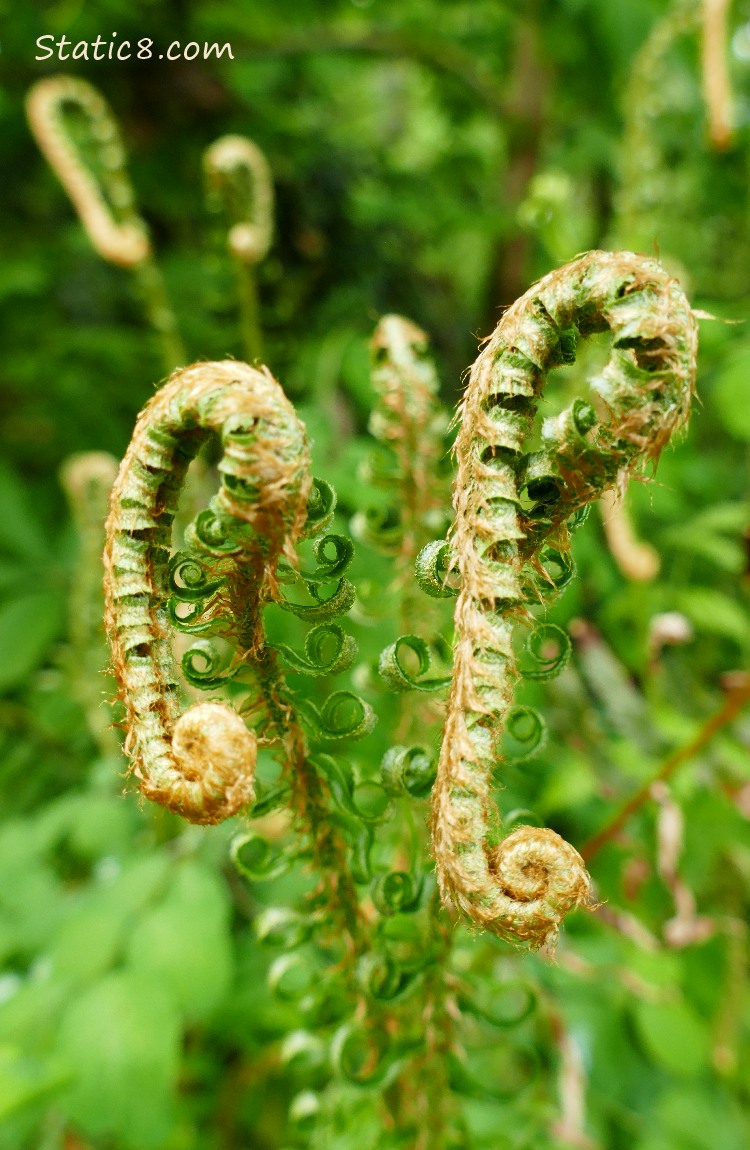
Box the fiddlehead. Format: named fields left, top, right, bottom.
left=432, top=250, right=697, bottom=949
left=26, top=75, right=149, bottom=268
left=26, top=75, right=184, bottom=370
left=367, top=315, right=448, bottom=567
left=103, top=361, right=310, bottom=824
left=60, top=451, right=120, bottom=754
left=204, top=135, right=274, bottom=265
left=204, top=135, right=274, bottom=361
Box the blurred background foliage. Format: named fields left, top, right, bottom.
left=1, top=0, right=750, bottom=1147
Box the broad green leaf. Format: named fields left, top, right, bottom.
left=0, top=975, right=70, bottom=1051
left=662, top=502, right=748, bottom=573
left=632, top=998, right=708, bottom=1078
left=49, top=854, right=173, bottom=984
left=675, top=588, right=750, bottom=648
left=56, top=971, right=180, bottom=1150
left=125, top=859, right=232, bottom=1022
left=0, top=1044, right=69, bottom=1122
left=0, top=465, right=49, bottom=562
left=712, top=345, right=750, bottom=441
left=657, top=1087, right=748, bottom=1150
left=0, top=591, right=65, bottom=693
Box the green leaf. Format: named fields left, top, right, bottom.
left=47, top=854, right=171, bottom=986
left=632, top=998, right=708, bottom=1077
left=0, top=591, right=65, bottom=692
left=675, top=588, right=750, bottom=648
left=0, top=464, right=50, bottom=562
left=712, top=345, right=750, bottom=441
left=126, top=859, right=232, bottom=1022
left=662, top=502, right=747, bottom=573
left=55, top=971, right=180, bottom=1150
left=0, top=1044, right=69, bottom=1122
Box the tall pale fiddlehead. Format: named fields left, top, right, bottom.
left=432, top=250, right=697, bottom=949
left=368, top=315, right=448, bottom=572
left=103, top=361, right=310, bottom=824
left=204, top=135, right=274, bottom=362
left=26, top=75, right=184, bottom=370
left=60, top=451, right=120, bottom=754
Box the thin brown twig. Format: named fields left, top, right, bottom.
left=581, top=673, right=750, bottom=862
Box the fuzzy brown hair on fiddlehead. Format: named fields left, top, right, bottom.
left=103, top=361, right=311, bottom=824
left=431, top=250, right=698, bottom=950
left=26, top=75, right=150, bottom=268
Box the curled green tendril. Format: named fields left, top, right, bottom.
left=361, top=443, right=402, bottom=487
left=268, top=954, right=318, bottom=1002
left=329, top=812, right=375, bottom=882
left=187, top=503, right=252, bottom=555
left=459, top=980, right=538, bottom=1029
left=377, top=634, right=451, bottom=693
left=357, top=951, right=418, bottom=1002
left=500, top=706, right=548, bottom=762
left=275, top=622, right=357, bottom=676
left=181, top=639, right=237, bottom=690
left=370, top=870, right=423, bottom=915
left=380, top=745, right=436, bottom=799
left=168, top=553, right=225, bottom=602
left=167, top=598, right=218, bottom=634
left=297, top=691, right=377, bottom=741
left=331, top=1023, right=396, bottom=1087
left=567, top=503, right=591, bottom=531
left=379, top=914, right=435, bottom=974
left=536, top=546, right=577, bottom=592
left=279, top=576, right=356, bottom=621
left=351, top=504, right=403, bottom=552
left=255, top=906, right=315, bottom=948
left=280, top=1032, right=327, bottom=1073
left=519, top=623, right=571, bottom=681
left=304, top=533, right=355, bottom=582
left=231, top=832, right=293, bottom=881
left=247, top=780, right=290, bottom=819
left=314, top=755, right=391, bottom=824
left=415, top=540, right=459, bottom=598
left=303, top=477, right=337, bottom=536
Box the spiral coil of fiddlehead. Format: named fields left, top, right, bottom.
left=431, top=250, right=698, bottom=949
left=103, top=361, right=311, bottom=824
